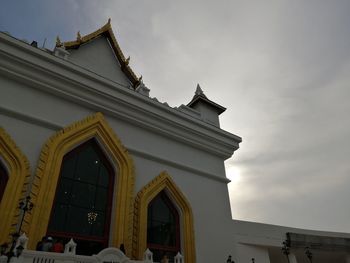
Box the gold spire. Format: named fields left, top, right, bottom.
left=56, top=36, right=62, bottom=47
left=77, top=31, right=82, bottom=42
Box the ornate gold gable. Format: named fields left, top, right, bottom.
left=0, top=128, right=31, bottom=244
left=27, top=113, right=135, bottom=256
left=58, top=19, right=141, bottom=88
left=133, top=171, right=196, bottom=263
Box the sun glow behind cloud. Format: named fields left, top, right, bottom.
left=226, top=165, right=242, bottom=184
left=225, top=163, right=249, bottom=220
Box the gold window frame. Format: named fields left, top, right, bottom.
left=0, top=128, right=31, bottom=244
left=27, top=113, right=135, bottom=256
left=133, top=171, right=196, bottom=263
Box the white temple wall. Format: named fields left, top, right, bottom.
left=0, top=65, right=236, bottom=261
left=190, top=102, right=220, bottom=127
left=67, top=37, right=131, bottom=86
left=0, top=74, right=227, bottom=177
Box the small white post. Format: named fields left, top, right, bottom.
left=346, top=254, right=350, bottom=263
left=143, top=248, right=153, bottom=262
left=136, top=81, right=150, bottom=97
left=8, top=256, right=18, bottom=263
left=17, top=233, right=28, bottom=249
left=174, top=252, right=183, bottom=263
left=13, top=233, right=28, bottom=257
left=64, top=238, right=77, bottom=255
left=0, top=255, right=8, bottom=263
left=288, top=253, right=298, bottom=263
left=54, top=46, right=70, bottom=60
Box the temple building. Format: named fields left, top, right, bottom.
left=1, top=20, right=350, bottom=263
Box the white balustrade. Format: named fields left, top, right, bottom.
left=12, top=246, right=155, bottom=263
left=5, top=237, right=184, bottom=263
left=0, top=255, right=8, bottom=263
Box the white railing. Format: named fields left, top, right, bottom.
left=2, top=234, right=184, bottom=263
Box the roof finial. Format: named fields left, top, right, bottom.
left=195, top=83, right=204, bottom=95
left=194, top=83, right=207, bottom=98
left=108, top=18, right=111, bottom=25
left=56, top=36, right=62, bottom=47
left=77, top=31, right=82, bottom=42
left=125, top=56, right=130, bottom=65
left=138, top=75, right=143, bottom=82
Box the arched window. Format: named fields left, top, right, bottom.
left=0, top=162, right=8, bottom=203
left=48, top=139, right=114, bottom=255
left=147, top=191, right=180, bottom=262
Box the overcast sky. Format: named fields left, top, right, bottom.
left=1, top=1, right=350, bottom=233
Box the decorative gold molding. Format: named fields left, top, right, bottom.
left=60, top=19, right=140, bottom=88
left=133, top=171, right=196, bottom=263
left=56, top=36, right=62, bottom=47
left=0, top=128, right=31, bottom=244
left=27, top=113, right=135, bottom=257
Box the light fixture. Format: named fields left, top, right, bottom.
left=87, top=212, right=98, bottom=224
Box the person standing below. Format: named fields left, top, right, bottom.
left=52, top=239, right=64, bottom=253
left=36, top=237, right=46, bottom=251
left=42, top=237, right=53, bottom=252
left=160, top=254, right=169, bottom=263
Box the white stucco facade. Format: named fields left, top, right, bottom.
left=1, top=23, right=350, bottom=263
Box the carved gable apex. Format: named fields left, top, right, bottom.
left=60, top=19, right=141, bottom=88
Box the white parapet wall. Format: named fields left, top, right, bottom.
left=9, top=248, right=149, bottom=263
left=5, top=242, right=183, bottom=263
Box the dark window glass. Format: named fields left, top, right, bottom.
left=0, top=162, right=9, bottom=203
left=48, top=139, right=114, bottom=255
left=98, top=165, right=109, bottom=187
left=95, top=187, right=108, bottom=210
left=49, top=204, right=68, bottom=232
left=147, top=191, right=180, bottom=263
left=60, top=156, right=76, bottom=179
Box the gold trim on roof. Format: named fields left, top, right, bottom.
left=61, top=19, right=140, bottom=88
left=56, top=36, right=62, bottom=47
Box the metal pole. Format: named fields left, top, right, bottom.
left=305, top=247, right=313, bottom=263
left=18, top=196, right=34, bottom=233
left=282, top=241, right=290, bottom=263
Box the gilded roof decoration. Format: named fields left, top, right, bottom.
left=56, top=36, right=62, bottom=47
left=60, top=19, right=140, bottom=88
left=76, top=31, right=82, bottom=42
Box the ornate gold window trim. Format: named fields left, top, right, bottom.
left=133, top=171, right=196, bottom=263
left=27, top=112, right=135, bottom=256
left=0, top=128, right=31, bottom=244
